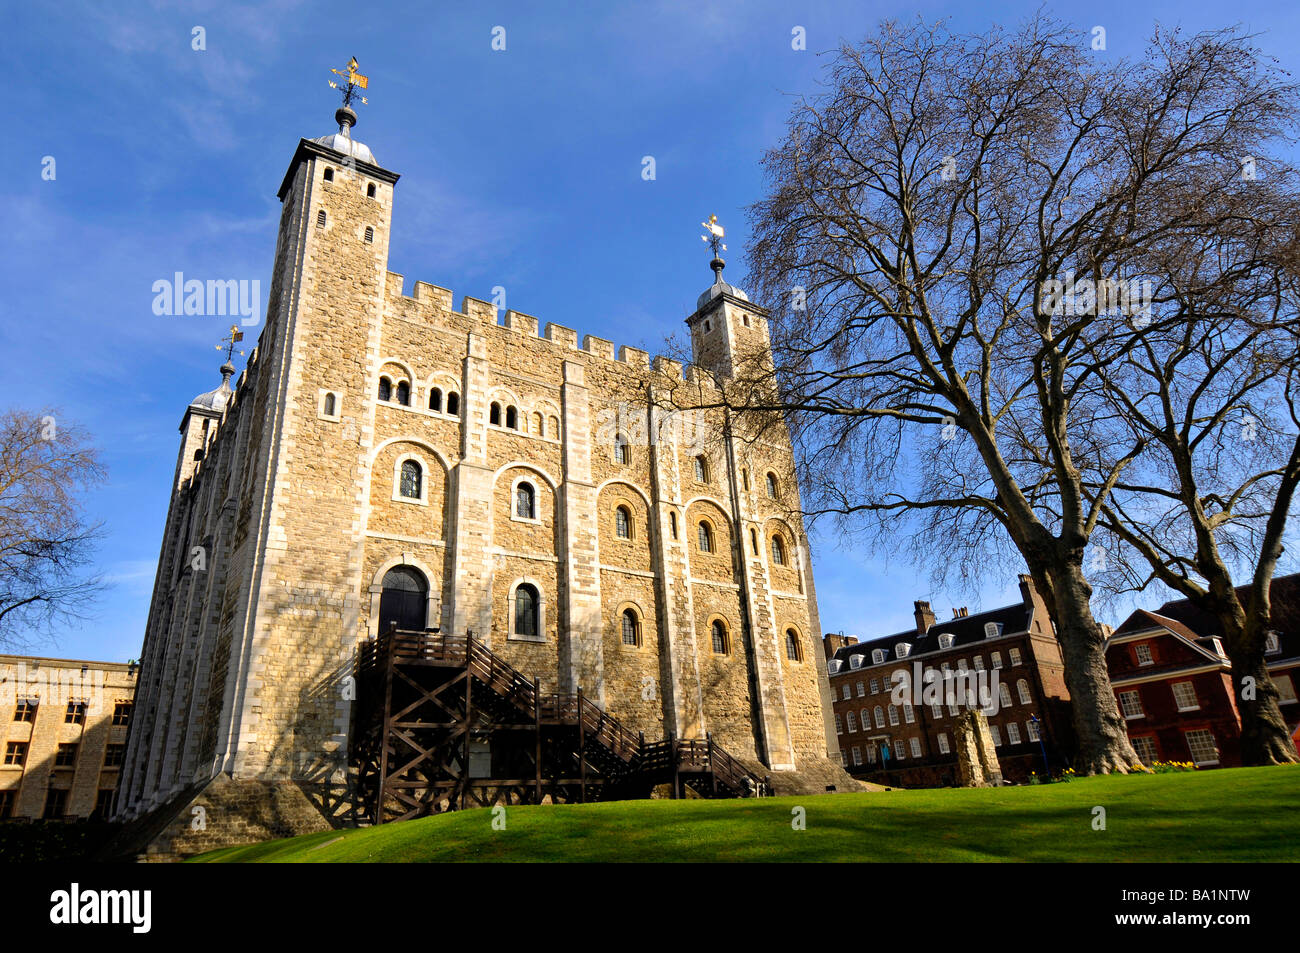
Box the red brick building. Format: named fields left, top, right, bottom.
left=822, top=576, right=1074, bottom=786
left=1106, top=573, right=1300, bottom=768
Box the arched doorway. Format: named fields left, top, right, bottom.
left=378, top=566, right=428, bottom=632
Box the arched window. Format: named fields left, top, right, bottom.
left=750, top=528, right=759, bottom=555
left=621, top=609, right=640, bottom=646
left=367, top=183, right=376, bottom=198
left=694, top=456, right=709, bottom=483
left=490, top=402, right=501, bottom=425
left=999, top=683, right=1013, bottom=708
left=888, top=705, right=900, bottom=726
left=548, top=415, right=559, bottom=437
left=785, top=628, right=801, bottom=661
left=317, top=209, right=327, bottom=228
left=323, top=168, right=334, bottom=182
left=874, top=706, right=885, bottom=728
left=766, top=473, right=778, bottom=498
left=399, top=460, right=422, bottom=499
left=447, top=392, right=460, bottom=416
left=378, top=566, right=428, bottom=633
left=323, top=392, right=336, bottom=416
left=506, top=406, right=518, bottom=430
left=515, top=482, right=536, bottom=520
left=364, top=226, right=374, bottom=244
left=614, top=434, right=629, bottom=465
left=615, top=506, right=631, bottom=539
left=395, top=381, right=410, bottom=406
left=429, top=388, right=443, bottom=412
left=532, top=411, right=544, bottom=436
left=514, top=584, right=540, bottom=638
left=697, top=521, right=713, bottom=553
left=1017, top=678, right=1032, bottom=705
left=669, top=511, right=678, bottom=539
left=710, top=620, right=728, bottom=654
left=771, top=535, right=786, bottom=565
left=378, top=377, right=391, bottom=402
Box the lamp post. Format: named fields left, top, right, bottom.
left=1030, top=713, right=1050, bottom=778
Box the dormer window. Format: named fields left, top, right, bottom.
left=984, top=622, right=1003, bottom=639
left=827, top=660, right=843, bottom=674
left=895, top=643, right=912, bottom=659
left=849, top=654, right=864, bottom=670
left=1135, top=643, right=1154, bottom=666
left=938, top=633, right=955, bottom=649
left=871, top=649, right=885, bottom=664
left=1265, top=631, right=1281, bottom=654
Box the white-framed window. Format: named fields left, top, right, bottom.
left=393, top=453, right=429, bottom=505
left=1265, top=631, right=1281, bottom=654
left=856, top=681, right=866, bottom=698
left=973, top=656, right=985, bottom=672
left=1118, top=690, right=1144, bottom=719
left=1135, top=643, right=1154, bottom=666
left=999, top=683, right=1013, bottom=709
left=510, top=581, right=543, bottom=641
left=909, top=737, right=922, bottom=758
left=1009, top=648, right=1022, bottom=666
left=1171, top=681, right=1200, bottom=712
left=1184, top=728, right=1220, bottom=766
left=991, top=651, right=1003, bottom=669
left=1026, top=719, right=1041, bottom=742
left=984, top=622, right=1003, bottom=639
left=1017, top=678, right=1033, bottom=705
left=851, top=746, right=863, bottom=766
left=903, top=703, right=915, bottom=724
left=872, top=649, right=886, bottom=664
left=846, top=711, right=857, bottom=732
left=851, top=654, right=865, bottom=670
left=317, top=389, right=342, bottom=421
left=841, top=685, right=851, bottom=700
left=861, top=709, right=871, bottom=732
left=874, top=706, right=885, bottom=728
left=840, top=750, right=848, bottom=767
left=931, top=703, right=943, bottom=719
left=514, top=481, right=537, bottom=521
left=1275, top=674, right=1297, bottom=704
left=834, top=713, right=843, bottom=734
left=866, top=745, right=878, bottom=764
left=895, top=643, right=912, bottom=659
left=1130, top=735, right=1158, bottom=765
left=887, top=705, right=899, bottom=727
left=937, top=732, right=950, bottom=754
left=827, top=660, right=842, bottom=675
left=989, top=724, right=1002, bottom=746
left=938, top=633, right=955, bottom=649
left=869, top=678, right=879, bottom=694
left=1006, top=722, right=1022, bottom=745
left=957, top=658, right=968, bottom=672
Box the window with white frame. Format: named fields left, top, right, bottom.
left=861, top=709, right=871, bottom=732
left=999, top=683, right=1013, bottom=709
left=1135, top=643, right=1154, bottom=666
left=931, top=703, right=943, bottom=719
left=989, top=724, right=1002, bottom=746
left=872, top=649, right=886, bottom=664
left=866, top=745, right=878, bottom=764
left=1006, top=722, right=1022, bottom=745
left=856, top=681, right=866, bottom=697
left=957, top=658, right=968, bottom=672
left=874, top=706, right=885, bottom=728
left=1184, top=728, right=1219, bottom=765
left=893, top=739, right=905, bottom=760
left=938, top=632, right=955, bottom=649
left=852, top=747, right=863, bottom=766
left=903, top=702, right=915, bottom=724
left=869, top=678, right=879, bottom=694
left=937, top=732, right=950, bottom=754
left=991, top=652, right=1003, bottom=669
left=1009, top=647, right=1022, bottom=666
left=828, top=660, right=842, bottom=674
left=851, top=654, right=865, bottom=670
left=840, top=750, right=848, bottom=767
left=1017, top=678, right=1033, bottom=705
left=846, top=711, right=857, bottom=732
left=1171, top=681, right=1200, bottom=712
left=1130, top=735, right=1158, bottom=765
left=909, top=738, right=922, bottom=758
left=1265, top=631, right=1280, bottom=654
left=842, top=685, right=851, bottom=700
left=973, top=656, right=985, bottom=672
left=834, top=713, right=843, bottom=734
left=984, top=622, right=1003, bottom=639
left=887, top=705, right=899, bottom=726
left=1118, top=690, right=1144, bottom=719
left=1275, top=674, right=1296, bottom=704
left=895, top=643, right=912, bottom=659
left=1026, top=719, right=1040, bottom=742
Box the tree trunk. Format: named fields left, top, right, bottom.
left=1222, top=609, right=1300, bottom=766
left=1039, top=562, right=1140, bottom=774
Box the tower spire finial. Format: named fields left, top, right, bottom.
left=328, top=56, right=369, bottom=134
left=215, top=325, right=245, bottom=379
left=700, top=214, right=727, bottom=281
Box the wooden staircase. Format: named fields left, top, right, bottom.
left=351, top=626, right=768, bottom=824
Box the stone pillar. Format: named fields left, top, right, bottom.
left=559, top=360, right=604, bottom=699
left=953, top=709, right=1003, bottom=786
left=450, top=331, right=495, bottom=640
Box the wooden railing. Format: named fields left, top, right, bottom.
left=361, top=626, right=763, bottom=792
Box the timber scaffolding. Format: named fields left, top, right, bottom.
left=352, top=625, right=769, bottom=824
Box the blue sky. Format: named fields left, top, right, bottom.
left=6, top=0, right=1299, bottom=662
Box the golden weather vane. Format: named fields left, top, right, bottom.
left=328, top=56, right=369, bottom=108
left=216, top=325, right=245, bottom=363
left=700, top=214, right=727, bottom=257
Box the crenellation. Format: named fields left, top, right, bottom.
left=503, top=310, right=540, bottom=336
left=582, top=334, right=615, bottom=360
left=543, top=323, right=578, bottom=349
left=461, top=295, right=496, bottom=323
left=617, top=345, right=650, bottom=368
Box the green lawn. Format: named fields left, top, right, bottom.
left=191, top=765, right=1299, bottom=863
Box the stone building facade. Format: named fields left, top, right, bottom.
left=0, top=655, right=137, bottom=820
left=115, top=107, right=839, bottom=830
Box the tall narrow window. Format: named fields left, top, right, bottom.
left=750, top=528, right=759, bottom=555
left=395, top=381, right=410, bottom=406
left=429, top=388, right=443, bottom=412
left=615, top=506, right=631, bottom=539
left=514, top=585, right=540, bottom=638
left=490, top=402, right=501, bottom=425
left=532, top=412, right=544, bottom=436
left=669, top=511, right=678, bottom=539
left=378, top=377, right=391, bottom=402
left=771, top=535, right=786, bottom=565
left=323, top=392, right=336, bottom=416
left=621, top=609, right=640, bottom=646
left=766, top=473, right=778, bottom=498
left=506, top=406, right=518, bottom=430
left=614, top=434, right=629, bottom=464
left=516, top=482, right=536, bottom=520
left=694, top=456, right=709, bottom=483
left=367, top=183, right=376, bottom=198
left=711, top=620, right=728, bottom=654
left=316, top=209, right=327, bottom=228
left=447, top=393, right=460, bottom=416
left=323, top=168, right=334, bottom=182
left=364, top=226, right=374, bottom=243
left=785, top=628, right=801, bottom=661
left=399, top=460, right=422, bottom=499
left=697, top=521, right=713, bottom=553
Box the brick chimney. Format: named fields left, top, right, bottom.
left=822, top=632, right=858, bottom=659
left=952, top=607, right=968, bottom=619
left=914, top=600, right=936, bottom=635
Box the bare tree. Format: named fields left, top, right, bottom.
left=0, top=408, right=106, bottom=648
left=733, top=16, right=1299, bottom=772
